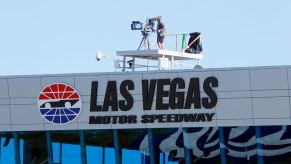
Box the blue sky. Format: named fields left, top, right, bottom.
left=1, top=0, right=291, bottom=76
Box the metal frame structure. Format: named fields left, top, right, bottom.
left=0, top=128, right=269, bottom=164
left=117, top=49, right=203, bottom=71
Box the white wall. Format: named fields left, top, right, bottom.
left=0, top=65, right=290, bottom=131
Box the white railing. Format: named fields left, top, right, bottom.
left=164, top=33, right=202, bottom=52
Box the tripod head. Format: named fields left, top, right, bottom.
left=131, top=16, right=160, bottom=50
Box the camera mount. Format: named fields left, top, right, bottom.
left=131, top=17, right=159, bottom=50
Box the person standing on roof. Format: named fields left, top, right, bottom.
left=156, top=16, right=165, bottom=50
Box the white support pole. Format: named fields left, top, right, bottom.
left=122, top=56, right=126, bottom=72
left=132, top=57, right=135, bottom=71
left=175, top=34, right=178, bottom=51
left=171, top=56, right=174, bottom=70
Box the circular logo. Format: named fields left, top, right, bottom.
left=38, top=83, right=82, bottom=124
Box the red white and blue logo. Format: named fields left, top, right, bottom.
left=38, top=83, right=82, bottom=124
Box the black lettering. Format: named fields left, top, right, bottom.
left=167, top=114, right=174, bottom=122
left=169, top=78, right=185, bottom=109
left=182, top=114, right=197, bottom=122
left=205, top=113, right=215, bottom=121
left=128, top=115, right=137, bottom=123
left=149, top=115, right=155, bottom=123
left=119, top=115, right=127, bottom=124
left=103, top=81, right=118, bottom=111
left=141, top=115, right=151, bottom=123
left=112, top=116, right=118, bottom=124
left=102, top=116, right=111, bottom=124
left=90, top=81, right=103, bottom=112
left=156, top=114, right=166, bottom=123
left=196, top=113, right=206, bottom=122
left=119, top=80, right=134, bottom=111
left=202, top=77, right=218, bottom=109
left=174, top=114, right=180, bottom=122
left=89, top=116, right=102, bottom=124
left=184, top=78, right=201, bottom=109
left=142, top=80, right=156, bottom=110
left=156, top=79, right=170, bottom=110
left=177, top=114, right=183, bottom=122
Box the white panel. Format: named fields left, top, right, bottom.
left=182, top=121, right=216, bottom=128
left=254, top=118, right=290, bottom=126
left=74, top=75, right=108, bottom=96
left=252, top=90, right=288, bottom=98
left=107, top=73, right=143, bottom=95
left=177, top=71, right=214, bottom=94
left=216, top=91, right=251, bottom=99
left=287, top=68, right=291, bottom=89
left=80, top=95, right=90, bottom=103
left=142, top=72, right=178, bottom=95
left=180, top=109, right=216, bottom=114
left=0, top=79, right=8, bottom=98
left=252, top=97, right=290, bottom=118
left=12, top=124, right=44, bottom=131
left=111, top=100, right=145, bottom=119
left=216, top=98, right=253, bottom=119
left=0, top=105, right=11, bottom=124
left=213, top=70, right=251, bottom=91
left=41, top=76, right=75, bottom=88
left=111, top=122, right=146, bottom=129
left=287, top=67, right=291, bottom=89
left=1, top=66, right=291, bottom=131
left=44, top=123, right=78, bottom=131
left=0, top=99, right=9, bottom=105
left=10, top=105, right=44, bottom=124
left=10, top=98, right=36, bottom=105
left=8, top=78, right=41, bottom=98
left=217, top=119, right=253, bottom=127
left=146, top=122, right=181, bottom=129
left=144, top=106, right=181, bottom=115
left=250, top=68, right=288, bottom=90
left=78, top=123, right=112, bottom=130
left=77, top=103, right=111, bottom=123
left=0, top=125, right=12, bottom=131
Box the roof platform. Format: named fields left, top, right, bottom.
left=116, top=49, right=203, bottom=60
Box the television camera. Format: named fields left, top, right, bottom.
left=131, top=17, right=160, bottom=50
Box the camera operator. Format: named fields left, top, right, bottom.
left=156, top=16, right=165, bottom=50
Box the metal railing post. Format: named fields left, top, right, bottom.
left=59, top=142, right=63, bottom=164
left=45, top=131, right=53, bottom=164
left=12, top=132, right=20, bottom=164
left=175, top=34, right=178, bottom=51
left=147, top=129, right=155, bottom=164
left=113, top=129, right=121, bottom=164
left=255, top=126, right=264, bottom=164
left=0, top=137, right=2, bottom=162
left=102, top=147, right=105, bottom=164
left=141, top=152, right=145, bottom=164
left=122, top=56, right=126, bottom=72
left=183, top=128, right=191, bottom=164
left=219, top=127, right=227, bottom=164
left=80, top=130, right=87, bottom=164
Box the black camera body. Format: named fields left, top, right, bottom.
left=131, top=21, right=143, bottom=30
left=131, top=17, right=159, bottom=36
